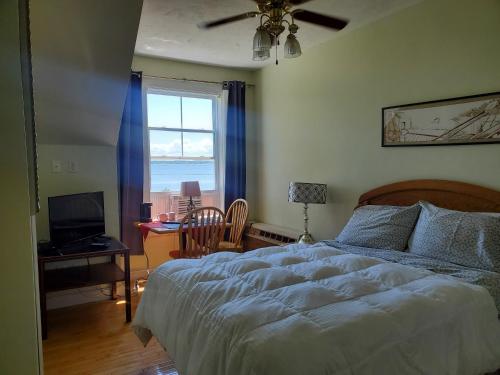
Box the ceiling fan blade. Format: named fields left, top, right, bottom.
left=198, top=12, right=260, bottom=29
left=286, top=0, right=313, bottom=5
left=292, top=10, right=349, bottom=30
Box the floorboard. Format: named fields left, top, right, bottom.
left=43, top=294, right=178, bottom=375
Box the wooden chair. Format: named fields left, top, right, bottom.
left=218, top=199, right=249, bottom=252
left=169, top=206, right=226, bottom=259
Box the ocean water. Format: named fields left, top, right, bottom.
left=150, top=160, right=215, bottom=192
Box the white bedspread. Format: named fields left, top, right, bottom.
left=133, top=244, right=500, bottom=375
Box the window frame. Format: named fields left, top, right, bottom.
left=142, top=81, right=222, bottom=200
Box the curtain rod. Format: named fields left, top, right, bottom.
left=143, top=74, right=255, bottom=87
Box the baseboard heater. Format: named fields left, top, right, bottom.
left=243, top=222, right=301, bottom=250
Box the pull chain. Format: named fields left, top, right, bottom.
left=275, top=41, right=278, bottom=65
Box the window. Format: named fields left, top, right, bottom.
left=144, top=84, right=223, bottom=216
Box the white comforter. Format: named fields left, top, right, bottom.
left=133, top=244, right=500, bottom=375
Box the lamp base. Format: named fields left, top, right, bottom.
left=187, top=197, right=196, bottom=212
left=298, top=233, right=314, bottom=244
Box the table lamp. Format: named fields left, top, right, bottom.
left=180, top=181, right=201, bottom=212
left=288, top=182, right=327, bottom=244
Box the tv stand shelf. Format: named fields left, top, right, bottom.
left=45, top=263, right=125, bottom=292
left=38, top=238, right=131, bottom=340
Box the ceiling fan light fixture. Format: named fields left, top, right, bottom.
left=253, top=26, right=272, bottom=52
left=284, top=34, right=302, bottom=58
left=253, top=49, right=271, bottom=61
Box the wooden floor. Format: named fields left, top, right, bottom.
left=43, top=294, right=178, bottom=375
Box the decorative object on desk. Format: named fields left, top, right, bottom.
left=288, top=182, right=327, bottom=244
left=382, top=92, right=500, bottom=147
left=180, top=181, right=201, bottom=212
left=168, top=211, right=176, bottom=221
left=140, top=202, right=153, bottom=223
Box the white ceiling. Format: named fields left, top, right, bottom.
left=135, top=0, right=421, bottom=69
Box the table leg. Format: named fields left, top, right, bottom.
left=124, top=251, right=131, bottom=322
left=38, top=258, right=47, bottom=340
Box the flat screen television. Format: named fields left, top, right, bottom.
left=49, top=192, right=105, bottom=247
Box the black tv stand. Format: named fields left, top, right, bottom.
left=37, top=237, right=131, bottom=339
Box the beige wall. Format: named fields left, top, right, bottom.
left=132, top=55, right=258, bottom=219
left=36, top=144, right=120, bottom=241
left=0, top=0, right=41, bottom=373
left=255, top=0, right=500, bottom=240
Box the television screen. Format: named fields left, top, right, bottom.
left=49, top=192, right=105, bottom=247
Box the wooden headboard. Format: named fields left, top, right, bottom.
left=358, top=179, right=500, bottom=213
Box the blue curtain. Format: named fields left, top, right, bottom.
left=118, top=71, right=144, bottom=255
left=223, top=81, right=246, bottom=211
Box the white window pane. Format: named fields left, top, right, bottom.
left=182, top=97, right=213, bottom=130
left=147, top=94, right=181, bottom=128
left=183, top=132, right=214, bottom=158
left=150, top=160, right=215, bottom=192
left=149, top=130, right=182, bottom=158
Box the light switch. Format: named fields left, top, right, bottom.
left=68, top=160, right=79, bottom=173
left=52, top=160, right=62, bottom=173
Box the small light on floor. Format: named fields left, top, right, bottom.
left=116, top=300, right=126, bottom=305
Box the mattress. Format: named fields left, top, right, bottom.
left=133, top=243, right=500, bottom=375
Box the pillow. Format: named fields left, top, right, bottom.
left=336, top=204, right=421, bottom=251
left=408, top=201, right=500, bottom=271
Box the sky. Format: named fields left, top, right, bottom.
left=147, top=94, right=214, bottom=158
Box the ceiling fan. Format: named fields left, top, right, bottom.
left=198, top=0, right=349, bottom=64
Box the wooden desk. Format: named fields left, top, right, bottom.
left=138, top=221, right=231, bottom=235
left=37, top=238, right=131, bottom=340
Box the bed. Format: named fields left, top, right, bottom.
left=133, top=179, right=500, bottom=375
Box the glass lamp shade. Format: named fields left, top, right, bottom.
left=253, top=26, right=272, bottom=52
left=284, top=34, right=302, bottom=58
left=253, top=49, right=270, bottom=61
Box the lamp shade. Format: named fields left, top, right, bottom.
left=252, top=49, right=270, bottom=61
left=253, top=26, right=272, bottom=52
left=180, top=181, right=201, bottom=197
left=284, top=34, right=302, bottom=59
left=288, top=182, right=327, bottom=204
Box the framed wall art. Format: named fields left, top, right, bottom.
left=382, top=92, right=500, bottom=147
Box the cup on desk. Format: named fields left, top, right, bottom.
left=158, top=213, right=168, bottom=222
left=168, top=212, right=176, bottom=221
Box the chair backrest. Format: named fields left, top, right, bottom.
left=226, top=199, right=249, bottom=247
left=178, top=206, right=226, bottom=258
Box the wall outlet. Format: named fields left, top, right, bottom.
left=51, top=160, right=62, bottom=173
left=68, top=160, right=79, bottom=173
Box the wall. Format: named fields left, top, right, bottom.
left=0, top=0, right=41, bottom=373
left=36, top=144, right=120, bottom=241
left=132, top=55, right=258, bottom=219
left=255, top=0, right=500, bottom=240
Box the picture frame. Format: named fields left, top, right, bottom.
left=381, top=92, right=500, bottom=147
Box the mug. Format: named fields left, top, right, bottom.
left=158, top=213, right=168, bottom=222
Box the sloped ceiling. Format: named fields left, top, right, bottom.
left=31, top=0, right=143, bottom=146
